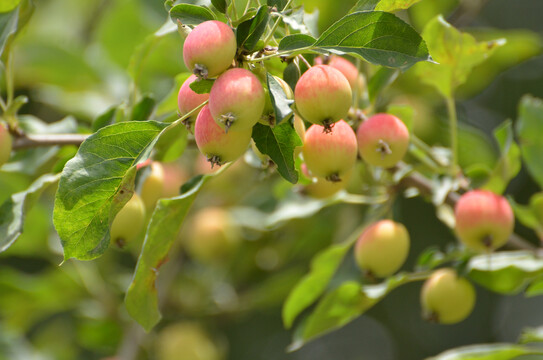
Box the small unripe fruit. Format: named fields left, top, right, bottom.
left=0, top=122, right=12, bottom=166
left=315, top=55, right=363, bottom=92
left=357, top=113, right=409, bottom=168
left=421, top=268, right=476, bottom=324
left=183, top=20, right=237, bottom=79
left=455, top=190, right=514, bottom=251
left=185, top=207, right=240, bottom=264
left=354, top=220, right=410, bottom=278
left=209, top=68, right=265, bottom=132
left=110, top=193, right=146, bottom=248
left=195, top=105, right=252, bottom=167
left=294, top=65, right=352, bottom=131
left=178, top=74, right=210, bottom=132
left=141, top=162, right=188, bottom=211
left=157, top=323, right=221, bottom=360
left=302, top=120, right=357, bottom=182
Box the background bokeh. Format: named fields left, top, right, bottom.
left=1, top=0, right=543, bottom=359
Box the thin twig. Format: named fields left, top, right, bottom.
left=12, top=133, right=89, bottom=150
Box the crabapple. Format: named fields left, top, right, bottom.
left=157, top=323, right=222, bottom=360
left=302, top=119, right=357, bottom=182
left=357, top=113, right=409, bottom=168
left=315, top=55, right=364, bottom=93
left=301, top=163, right=350, bottom=199
left=209, top=68, right=265, bottom=132
left=183, top=20, right=236, bottom=79
left=455, top=190, right=514, bottom=251
left=0, top=122, right=11, bottom=166
left=354, top=220, right=410, bottom=278
left=178, top=74, right=210, bottom=132
left=421, top=268, right=476, bottom=324
left=184, top=207, right=240, bottom=264
left=294, top=64, right=352, bottom=131
left=194, top=104, right=252, bottom=167
left=140, top=162, right=188, bottom=211
left=110, top=193, right=146, bottom=248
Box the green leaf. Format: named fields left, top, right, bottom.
left=236, top=5, right=269, bottom=52
left=282, top=242, right=353, bottom=329
left=92, top=106, right=117, bottom=132
left=367, top=67, right=399, bottom=104
left=509, top=197, right=541, bottom=231
left=278, top=34, right=316, bottom=52
left=519, top=326, right=543, bottom=344
left=291, top=272, right=428, bottom=350
left=467, top=251, right=543, bottom=295
left=426, top=344, right=540, bottom=360
left=251, top=122, right=301, bottom=184
left=350, top=0, right=422, bottom=12
left=516, top=95, right=543, bottom=189
left=189, top=79, right=214, bottom=94
left=283, top=61, right=301, bottom=90
left=131, top=95, right=155, bottom=121
left=169, top=4, right=216, bottom=25
left=125, top=169, right=225, bottom=331
left=314, top=11, right=431, bottom=70
left=413, top=15, right=505, bottom=98
left=0, top=7, right=17, bottom=57
left=152, top=122, right=188, bottom=163
left=266, top=73, right=294, bottom=125
left=0, top=174, right=60, bottom=252
left=267, top=0, right=289, bottom=9
left=526, top=276, right=543, bottom=297
left=480, top=121, right=521, bottom=194
left=53, top=121, right=168, bottom=261
left=0, top=0, right=33, bottom=60
left=211, top=0, right=227, bottom=13
left=0, top=0, right=21, bottom=13
left=128, top=20, right=177, bottom=91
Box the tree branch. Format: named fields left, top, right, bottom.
left=12, top=134, right=89, bottom=150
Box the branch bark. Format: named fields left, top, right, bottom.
left=12, top=133, right=89, bottom=150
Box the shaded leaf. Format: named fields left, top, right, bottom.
left=252, top=122, right=301, bottom=184
left=236, top=5, right=269, bottom=52
left=0, top=173, right=60, bottom=252
left=368, top=67, right=399, bottom=104
left=413, top=15, right=505, bottom=98
left=314, top=11, right=431, bottom=70
left=266, top=73, right=294, bottom=125
left=211, top=0, right=227, bottom=13
left=480, top=121, right=521, bottom=194
left=125, top=168, right=226, bottom=331
left=0, top=0, right=33, bottom=61
left=467, top=251, right=543, bottom=294
left=526, top=276, right=543, bottom=297
left=53, top=121, right=168, bottom=261
left=152, top=122, right=188, bottom=163
left=426, top=343, right=539, bottom=360
left=290, top=272, right=429, bottom=350
left=131, top=95, right=155, bottom=121
left=516, top=95, right=543, bottom=189
left=278, top=34, right=316, bottom=52
left=169, top=4, right=216, bottom=25
left=92, top=106, right=117, bottom=132
left=267, top=0, right=289, bottom=10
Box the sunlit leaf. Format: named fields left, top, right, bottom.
left=426, top=343, right=539, bottom=360
left=53, top=121, right=168, bottom=261
left=169, top=4, right=216, bottom=25
left=516, top=95, right=543, bottom=189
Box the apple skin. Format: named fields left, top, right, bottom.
left=301, top=163, right=350, bottom=199
left=294, top=65, right=352, bottom=130
left=354, top=220, right=410, bottom=278
left=314, top=55, right=364, bottom=93
left=421, top=268, right=476, bottom=324
left=209, top=68, right=265, bottom=132
left=184, top=207, right=240, bottom=264
left=183, top=20, right=237, bottom=79
left=178, top=74, right=210, bottom=132
left=357, top=113, right=409, bottom=168
left=0, top=123, right=11, bottom=166
left=455, top=190, right=514, bottom=251
left=194, top=104, right=252, bottom=167
left=110, top=193, right=146, bottom=248
left=302, top=119, right=357, bottom=182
